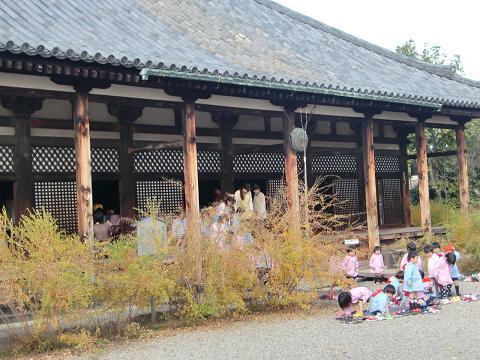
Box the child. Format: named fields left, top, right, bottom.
left=424, top=244, right=440, bottom=296
left=431, top=253, right=453, bottom=299
left=338, top=287, right=372, bottom=317
left=341, top=248, right=359, bottom=281
left=368, top=284, right=396, bottom=315
left=403, top=251, right=426, bottom=311
left=369, top=246, right=385, bottom=284
left=400, top=242, right=423, bottom=271
left=432, top=241, right=443, bottom=257
left=444, top=246, right=461, bottom=297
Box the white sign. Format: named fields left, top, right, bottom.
left=136, top=217, right=167, bottom=256
left=344, top=238, right=359, bottom=245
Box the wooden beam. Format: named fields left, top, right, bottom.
left=73, top=87, right=94, bottom=244
left=408, top=150, right=457, bottom=160
left=1, top=96, right=43, bottom=222
left=216, top=113, right=237, bottom=195
left=415, top=120, right=432, bottom=238
left=456, top=123, right=469, bottom=213
left=362, top=117, right=380, bottom=253
left=283, top=108, right=300, bottom=221
left=108, top=104, right=144, bottom=218
left=399, top=134, right=411, bottom=226
left=182, top=99, right=200, bottom=221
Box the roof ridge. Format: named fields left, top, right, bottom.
left=256, top=0, right=480, bottom=89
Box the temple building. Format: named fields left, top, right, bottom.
left=0, top=0, right=479, bottom=250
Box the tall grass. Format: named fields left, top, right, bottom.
left=410, top=201, right=456, bottom=227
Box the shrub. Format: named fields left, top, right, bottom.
left=0, top=178, right=350, bottom=354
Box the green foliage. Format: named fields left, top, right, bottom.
left=410, top=201, right=456, bottom=227
left=447, top=209, right=480, bottom=258
left=396, top=39, right=464, bottom=74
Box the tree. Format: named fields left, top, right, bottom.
left=396, top=39, right=464, bottom=74
left=396, top=40, right=471, bottom=206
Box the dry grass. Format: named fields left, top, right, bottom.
left=0, top=179, right=355, bottom=356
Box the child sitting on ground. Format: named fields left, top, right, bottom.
left=400, top=242, right=423, bottom=271
left=338, top=287, right=372, bottom=317
left=369, top=246, right=385, bottom=284
left=444, top=245, right=462, bottom=297
left=368, top=284, right=396, bottom=316
left=403, top=251, right=427, bottom=311
left=341, top=248, right=359, bottom=282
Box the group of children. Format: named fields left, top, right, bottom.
left=338, top=241, right=463, bottom=318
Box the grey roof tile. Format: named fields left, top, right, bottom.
left=0, top=0, right=479, bottom=108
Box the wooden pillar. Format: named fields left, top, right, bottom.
left=2, top=97, right=42, bottom=222
left=109, top=104, right=143, bottom=218
left=399, top=130, right=412, bottom=226
left=456, top=122, right=469, bottom=213
left=217, top=113, right=237, bottom=195
left=182, top=99, right=200, bottom=222
left=283, top=107, right=300, bottom=220
left=362, top=117, right=380, bottom=253
left=353, top=124, right=366, bottom=219
left=415, top=120, right=432, bottom=238
left=73, top=86, right=93, bottom=243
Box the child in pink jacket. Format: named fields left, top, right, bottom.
left=341, top=248, right=359, bottom=281
left=369, top=246, right=385, bottom=284
left=431, top=255, right=453, bottom=298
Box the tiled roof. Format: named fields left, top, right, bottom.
left=0, top=0, right=479, bottom=108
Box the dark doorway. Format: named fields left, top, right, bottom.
left=199, top=179, right=222, bottom=208
left=0, top=181, right=14, bottom=218
left=92, top=180, right=120, bottom=214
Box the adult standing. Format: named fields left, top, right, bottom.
left=253, top=184, right=266, bottom=217
left=234, top=183, right=253, bottom=212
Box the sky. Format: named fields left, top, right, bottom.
left=274, top=0, right=480, bottom=80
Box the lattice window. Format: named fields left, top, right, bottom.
left=266, top=178, right=285, bottom=203
left=33, top=146, right=76, bottom=173
left=136, top=180, right=184, bottom=214
left=233, top=153, right=284, bottom=173
left=375, top=155, right=400, bottom=173
left=378, top=178, right=402, bottom=225
left=34, top=181, right=77, bottom=233
left=197, top=151, right=221, bottom=173
left=92, top=148, right=119, bottom=173
left=0, top=145, right=14, bottom=173
left=134, top=150, right=183, bottom=173
left=333, top=178, right=360, bottom=216
left=312, top=154, right=357, bottom=174
left=33, top=146, right=119, bottom=173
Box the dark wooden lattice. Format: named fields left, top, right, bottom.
left=32, top=146, right=119, bottom=173
left=266, top=178, right=285, bottom=203
left=234, top=152, right=284, bottom=173
left=333, top=178, right=360, bottom=216
left=0, top=145, right=14, bottom=173
left=91, top=148, right=119, bottom=173
left=136, top=180, right=184, bottom=214
left=311, top=154, right=357, bottom=174
left=197, top=151, right=221, bottom=173
left=134, top=150, right=220, bottom=174
left=32, top=146, right=76, bottom=173
left=377, top=178, right=402, bottom=225
left=34, top=181, right=77, bottom=233
left=375, top=155, right=400, bottom=173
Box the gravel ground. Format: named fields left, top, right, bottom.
left=76, top=282, right=480, bottom=360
